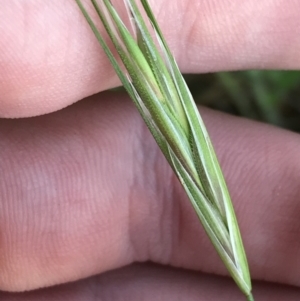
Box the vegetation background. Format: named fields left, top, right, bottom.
left=185, top=71, right=300, bottom=132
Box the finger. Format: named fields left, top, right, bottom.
left=1, top=264, right=300, bottom=300
left=1, top=0, right=300, bottom=117
left=1, top=92, right=300, bottom=292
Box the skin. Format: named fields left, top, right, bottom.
left=0, top=0, right=300, bottom=299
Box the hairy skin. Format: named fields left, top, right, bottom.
left=0, top=0, right=300, bottom=300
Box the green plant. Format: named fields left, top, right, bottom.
left=188, top=70, right=300, bottom=131
left=75, top=1, right=254, bottom=299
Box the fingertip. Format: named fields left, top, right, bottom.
left=0, top=0, right=118, bottom=118
left=2, top=0, right=300, bottom=117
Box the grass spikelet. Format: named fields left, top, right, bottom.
left=75, top=1, right=254, bottom=299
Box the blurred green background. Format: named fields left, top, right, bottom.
left=185, top=71, right=300, bottom=132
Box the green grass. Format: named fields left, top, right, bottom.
left=76, top=1, right=255, bottom=298
left=185, top=71, right=300, bottom=132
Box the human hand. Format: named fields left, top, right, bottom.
left=0, top=0, right=300, bottom=300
